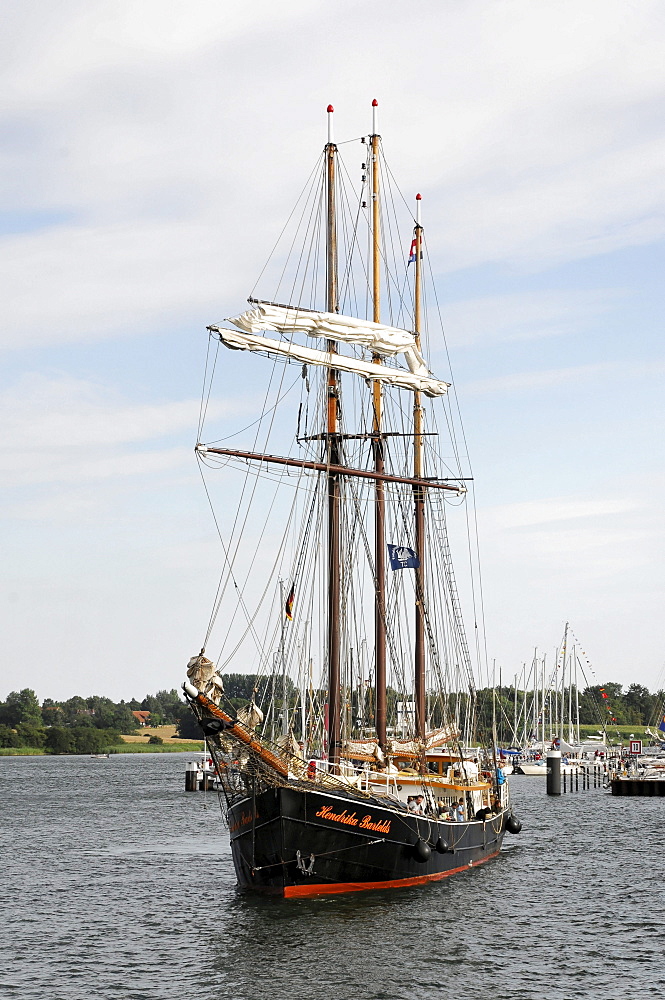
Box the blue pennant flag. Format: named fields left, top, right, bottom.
left=388, top=543, right=420, bottom=570
left=658, top=714, right=665, bottom=734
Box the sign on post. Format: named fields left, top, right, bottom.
left=629, top=739, right=642, bottom=755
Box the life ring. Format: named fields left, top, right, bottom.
left=307, top=760, right=316, bottom=780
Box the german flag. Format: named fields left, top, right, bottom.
left=285, top=584, right=295, bottom=621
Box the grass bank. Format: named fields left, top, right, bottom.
left=579, top=724, right=655, bottom=742
left=0, top=740, right=204, bottom=756
left=113, top=741, right=204, bottom=753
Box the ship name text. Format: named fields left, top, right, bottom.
left=229, top=809, right=259, bottom=832
left=314, top=804, right=391, bottom=834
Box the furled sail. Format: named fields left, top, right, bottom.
left=186, top=653, right=224, bottom=705
left=236, top=699, right=264, bottom=731
left=341, top=726, right=457, bottom=761
left=229, top=301, right=419, bottom=360
left=209, top=326, right=450, bottom=398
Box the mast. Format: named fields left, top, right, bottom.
left=568, top=644, right=574, bottom=744
left=413, top=193, right=426, bottom=741
left=370, top=100, right=387, bottom=753
left=325, top=105, right=341, bottom=770
left=575, top=648, right=580, bottom=745
left=513, top=671, right=518, bottom=745
left=279, top=578, right=288, bottom=735
left=541, top=653, right=546, bottom=747
left=560, top=623, right=569, bottom=741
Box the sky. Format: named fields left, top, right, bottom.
left=1, top=0, right=664, bottom=702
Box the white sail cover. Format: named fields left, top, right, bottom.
left=229, top=302, right=419, bottom=359
left=211, top=326, right=449, bottom=398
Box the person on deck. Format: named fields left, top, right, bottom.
left=455, top=798, right=465, bottom=822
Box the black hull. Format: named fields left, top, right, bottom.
left=228, top=784, right=506, bottom=897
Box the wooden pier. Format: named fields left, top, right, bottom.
left=610, top=777, right=665, bottom=796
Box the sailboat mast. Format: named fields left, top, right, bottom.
left=370, top=100, right=387, bottom=752
left=413, top=193, right=426, bottom=741
left=325, top=105, right=341, bottom=770
left=560, top=622, right=569, bottom=742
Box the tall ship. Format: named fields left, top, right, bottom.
left=183, top=101, right=521, bottom=897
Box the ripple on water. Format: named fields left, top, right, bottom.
left=2, top=759, right=665, bottom=999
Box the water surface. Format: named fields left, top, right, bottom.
left=2, top=754, right=664, bottom=999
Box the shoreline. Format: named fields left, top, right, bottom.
left=0, top=741, right=204, bottom=757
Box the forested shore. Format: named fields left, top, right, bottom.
left=1, top=676, right=663, bottom=754
left=0, top=688, right=190, bottom=754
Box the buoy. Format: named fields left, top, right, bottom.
left=435, top=836, right=449, bottom=854
left=413, top=839, right=431, bottom=863
left=505, top=813, right=522, bottom=834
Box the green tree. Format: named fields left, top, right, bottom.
left=111, top=704, right=141, bottom=733
left=70, top=727, right=110, bottom=753
left=84, top=696, right=137, bottom=733
left=60, top=696, right=94, bottom=727
left=45, top=727, right=75, bottom=754
left=15, top=722, right=47, bottom=748
left=223, top=674, right=261, bottom=701
left=580, top=683, right=626, bottom=726
left=140, top=689, right=183, bottom=724
left=41, top=699, right=65, bottom=726
left=0, top=725, right=21, bottom=748
left=623, top=684, right=656, bottom=725
left=175, top=704, right=202, bottom=739
left=0, top=689, right=42, bottom=727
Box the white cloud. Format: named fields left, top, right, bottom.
left=463, top=359, right=665, bottom=395
left=1, top=1, right=665, bottom=696
left=1, top=2, right=665, bottom=350
left=0, top=373, right=247, bottom=488
left=484, top=497, right=636, bottom=531
left=0, top=221, right=249, bottom=349
left=0, top=373, right=212, bottom=446
left=437, top=288, right=621, bottom=349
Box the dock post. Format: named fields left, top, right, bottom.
left=185, top=761, right=198, bottom=792
left=547, top=751, right=561, bottom=796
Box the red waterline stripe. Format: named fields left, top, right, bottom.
left=283, top=849, right=500, bottom=898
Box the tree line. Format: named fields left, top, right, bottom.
left=3, top=677, right=663, bottom=751
left=178, top=674, right=665, bottom=740
left=0, top=688, right=189, bottom=753
left=488, top=681, right=665, bottom=731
